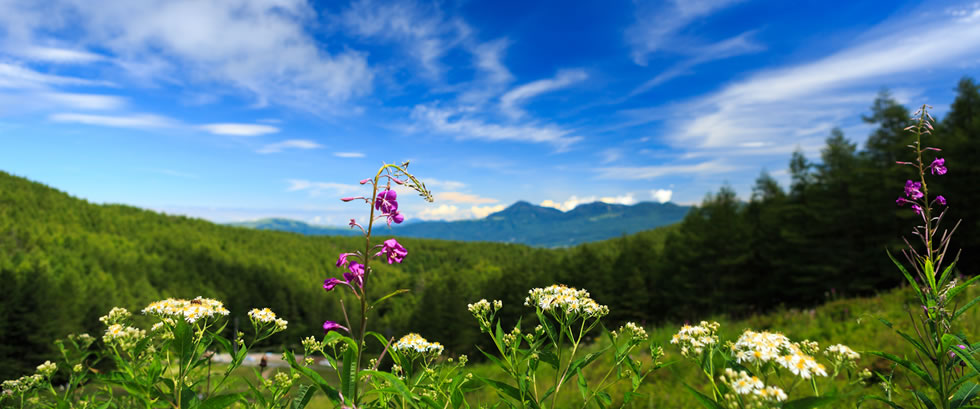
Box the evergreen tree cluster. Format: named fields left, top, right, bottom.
left=1, top=77, right=978, bottom=380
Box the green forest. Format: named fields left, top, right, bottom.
left=1, top=77, right=979, bottom=383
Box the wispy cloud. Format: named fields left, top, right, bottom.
left=0, top=62, right=112, bottom=89
left=426, top=178, right=466, bottom=190
left=411, top=105, right=582, bottom=150
left=201, top=123, right=279, bottom=136
left=500, top=69, right=587, bottom=118
left=41, top=92, right=126, bottom=110
left=334, top=152, right=365, bottom=158
left=286, top=179, right=363, bottom=197
left=660, top=9, right=980, bottom=151
left=435, top=191, right=498, bottom=204
left=540, top=194, right=636, bottom=212
left=595, top=160, right=737, bottom=180
left=18, top=46, right=105, bottom=64
left=416, top=203, right=506, bottom=221
left=625, top=0, right=744, bottom=66
left=0, top=1, right=373, bottom=112
left=49, top=113, right=174, bottom=128
left=630, top=31, right=764, bottom=96
left=257, top=139, right=323, bottom=154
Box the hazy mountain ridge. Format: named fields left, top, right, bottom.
left=232, top=200, right=690, bottom=247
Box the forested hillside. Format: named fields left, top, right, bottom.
left=1, top=77, right=978, bottom=381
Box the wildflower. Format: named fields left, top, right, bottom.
left=35, top=361, right=57, bottom=378
left=912, top=204, right=923, bottom=216
left=375, top=190, right=398, bottom=213
left=142, top=297, right=229, bottom=324
left=249, top=307, right=286, bottom=331
left=936, top=195, right=946, bottom=206
left=825, top=344, right=860, bottom=361
left=525, top=284, right=608, bottom=318
left=386, top=209, right=405, bottom=226
left=393, top=333, right=443, bottom=357
left=671, top=321, right=720, bottom=358
left=376, top=238, right=408, bottom=264
left=336, top=253, right=351, bottom=268
left=99, top=307, right=131, bottom=326
left=904, top=180, right=923, bottom=199
left=731, top=329, right=792, bottom=364
left=613, top=322, right=649, bottom=343
left=929, top=158, right=947, bottom=175
left=323, top=278, right=345, bottom=291
left=323, top=321, right=348, bottom=334
left=103, top=324, right=146, bottom=349
left=344, top=265, right=364, bottom=289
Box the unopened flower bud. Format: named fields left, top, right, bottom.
left=341, top=197, right=356, bottom=202
left=359, top=178, right=371, bottom=184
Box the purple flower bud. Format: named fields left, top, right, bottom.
left=359, top=178, right=371, bottom=184
left=912, top=204, right=923, bottom=216
left=936, top=195, right=946, bottom=206
left=323, top=278, right=344, bottom=291
left=926, top=147, right=942, bottom=151
left=375, top=238, right=408, bottom=264
left=929, top=158, right=947, bottom=175
left=341, top=197, right=356, bottom=202
left=336, top=253, right=350, bottom=268
left=323, top=321, right=348, bottom=334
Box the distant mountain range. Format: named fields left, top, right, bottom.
left=230, top=201, right=690, bottom=247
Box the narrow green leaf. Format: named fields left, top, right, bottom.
left=938, top=258, right=959, bottom=290
left=342, top=345, right=357, bottom=403
left=866, top=351, right=937, bottom=389
left=947, top=273, right=980, bottom=302
left=781, top=396, right=840, bottom=409
left=925, top=258, right=937, bottom=293
left=888, top=249, right=926, bottom=305
left=951, top=381, right=980, bottom=408
left=955, top=295, right=980, bottom=321
left=878, top=318, right=931, bottom=357
left=596, top=391, right=612, bottom=406
left=199, top=393, right=243, bottom=409
left=947, top=336, right=980, bottom=382
left=372, top=289, right=410, bottom=307
left=858, top=395, right=906, bottom=409
left=360, top=370, right=415, bottom=403
left=682, top=383, right=723, bottom=409
left=539, top=350, right=558, bottom=369
left=291, top=384, right=316, bottom=409
left=562, top=345, right=612, bottom=385
left=476, top=346, right=511, bottom=374
left=576, top=367, right=589, bottom=400
left=913, top=390, right=938, bottom=409
left=475, top=375, right=523, bottom=403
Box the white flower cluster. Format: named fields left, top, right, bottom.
left=613, top=322, right=649, bottom=343
left=99, top=307, right=132, bottom=326
left=467, top=299, right=502, bottom=315
left=524, top=284, right=609, bottom=318
left=825, top=344, right=860, bottom=361
left=670, top=321, right=720, bottom=357
left=142, top=297, right=230, bottom=324
left=103, top=324, right=147, bottom=349
left=2, top=374, right=44, bottom=395
left=719, top=368, right=787, bottom=408
left=393, top=333, right=444, bottom=357
left=731, top=329, right=828, bottom=379
left=248, top=308, right=288, bottom=331
left=35, top=361, right=57, bottom=378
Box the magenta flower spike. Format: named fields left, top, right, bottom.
left=323, top=321, right=348, bottom=334
left=375, top=190, right=398, bottom=213
left=936, top=195, right=947, bottom=206
left=929, top=158, right=947, bottom=175
left=376, top=238, right=408, bottom=264
left=904, top=180, right=924, bottom=199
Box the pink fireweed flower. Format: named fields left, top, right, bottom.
left=936, top=195, right=946, bottom=206
left=359, top=178, right=371, bottom=184
left=336, top=253, right=351, bottom=268
left=345, top=262, right=365, bottom=288
left=904, top=180, right=923, bottom=199
left=912, top=204, right=923, bottom=216
left=323, top=278, right=344, bottom=291
left=376, top=238, right=408, bottom=264
left=323, top=321, right=348, bottom=334
left=385, top=210, right=405, bottom=226
left=929, top=158, right=947, bottom=175
left=375, top=190, right=398, bottom=213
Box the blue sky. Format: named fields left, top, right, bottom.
left=1, top=0, right=979, bottom=225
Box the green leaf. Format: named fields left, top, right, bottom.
left=596, top=391, right=612, bottom=406
left=539, top=350, right=559, bottom=369
left=858, top=395, right=906, bottom=409
left=951, top=381, right=980, bottom=408
left=562, top=345, right=612, bottom=385
left=372, top=289, right=410, bottom=307
left=913, top=390, right=938, bottom=409
left=284, top=350, right=340, bottom=402
left=888, top=249, right=926, bottom=305
left=955, top=295, right=980, bottom=321
left=475, top=375, right=523, bottom=403
left=947, top=272, right=980, bottom=302
left=781, top=396, right=839, bottom=409
left=199, top=393, right=243, bottom=409
left=360, top=370, right=415, bottom=403
left=576, top=367, right=589, bottom=400
left=866, top=351, right=937, bottom=389
left=925, top=258, right=937, bottom=293
left=878, top=318, right=931, bottom=357
left=682, top=383, right=723, bottom=409
left=476, top=346, right=511, bottom=374
left=291, top=384, right=316, bottom=409
left=342, top=344, right=358, bottom=404
left=947, top=335, right=980, bottom=381
left=938, top=258, right=959, bottom=290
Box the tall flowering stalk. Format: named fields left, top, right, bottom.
left=319, top=161, right=432, bottom=407
left=866, top=105, right=980, bottom=409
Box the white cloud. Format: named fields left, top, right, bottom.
left=257, top=139, right=323, bottom=154
left=19, top=46, right=105, bottom=64
left=41, top=92, right=126, bottom=110
left=472, top=39, right=513, bottom=84
left=630, top=31, right=764, bottom=96
left=471, top=204, right=505, bottom=218
left=659, top=10, right=980, bottom=152
left=435, top=191, right=498, bottom=204
left=286, top=179, right=363, bottom=197
left=425, top=178, right=466, bottom=190
left=0, top=0, right=374, bottom=112
left=540, top=194, right=636, bottom=212
left=49, top=113, right=174, bottom=128
left=596, top=160, right=737, bottom=180
left=599, top=148, right=622, bottom=164
left=201, top=123, right=279, bottom=136
left=626, top=0, right=744, bottom=65
left=334, top=152, right=365, bottom=158
left=651, top=189, right=673, bottom=203
left=500, top=69, right=587, bottom=118
left=0, top=62, right=112, bottom=89
left=411, top=105, right=582, bottom=150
